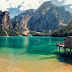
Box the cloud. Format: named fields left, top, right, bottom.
left=63, top=0, right=72, bottom=10
left=0, top=0, right=72, bottom=11
left=0, top=0, right=51, bottom=11
left=0, top=0, right=25, bottom=11
left=58, top=0, right=63, bottom=2
left=70, top=6, right=72, bottom=8
left=19, top=0, right=51, bottom=11
left=63, top=0, right=72, bottom=5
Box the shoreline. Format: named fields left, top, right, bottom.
left=0, top=56, right=72, bottom=72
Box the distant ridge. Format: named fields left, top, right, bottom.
left=52, top=21, right=72, bottom=37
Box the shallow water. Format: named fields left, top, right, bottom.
left=0, top=36, right=72, bottom=72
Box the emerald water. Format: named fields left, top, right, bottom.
left=1, top=36, right=72, bottom=72
left=0, top=37, right=66, bottom=59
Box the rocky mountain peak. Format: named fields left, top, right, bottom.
left=27, top=1, right=72, bottom=32
left=13, top=9, right=35, bottom=31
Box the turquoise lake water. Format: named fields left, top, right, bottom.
left=1, top=37, right=72, bottom=72
left=0, top=37, right=66, bottom=60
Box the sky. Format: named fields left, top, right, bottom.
left=0, top=0, right=72, bottom=18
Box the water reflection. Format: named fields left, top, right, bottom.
left=0, top=37, right=66, bottom=56
left=48, top=37, right=51, bottom=45
left=7, top=38, right=24, bottom=48
left=24, top=37, right=29, bottom=48
left=0, top=37, right=7, bottom=47
left=0, top=37, right=26, bottom=49
left=26, top=37, right=57, bottom=55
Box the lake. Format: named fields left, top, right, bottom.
left=0, top=36, right=72, bottom=72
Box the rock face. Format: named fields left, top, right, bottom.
left=13, top=9, right=35, bottom=31
left=28, top=1, right=72, bottom=32
left=0, top=11, right=12, bottom=29
left=0, top=11, right=19, bottom=36
left=11, top=21, right=20, bottom=31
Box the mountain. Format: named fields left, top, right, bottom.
left=0, top=11, right=19, bottom=36
left=0, top=11, right=12, bottom=29
left=52, top=21, right=72, bottom=37
left=13, top=9, right=35, bottom=31
left=1, top=1, right=71, bottom=36
left=27, top=1, right=72, bottom=33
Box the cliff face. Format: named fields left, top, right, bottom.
left=13, top=9, right=35, bottom=31
left=0, top=11, right=19, bottom=36
left=27, top=1, right=72, bottom=32
left=11, top=21, right=19, bottom=31
left=0, top=11, right=12, bottom=29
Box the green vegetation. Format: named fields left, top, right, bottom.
left=7, top=29, right=19, bottom=36
left=0, top=25, right=7, bottom=36
left=0, top=25, right=19, bottom=36
left=0, top=30, right=6, bottom=36
left=52, top=21, right=72, bottom=37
